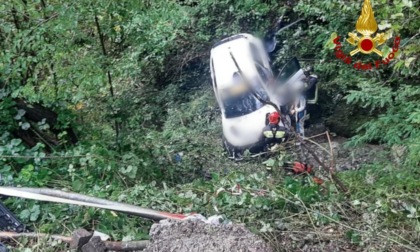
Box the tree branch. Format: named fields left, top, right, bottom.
left=94, top=14, right=120, bottom=144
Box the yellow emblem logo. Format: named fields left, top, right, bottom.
left=346, top=0, right=387, bottom=56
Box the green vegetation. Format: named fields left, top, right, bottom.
left=0, top=0, right=419, bottom=251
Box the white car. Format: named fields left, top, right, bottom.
left=210, top=33, right=309, bottom=157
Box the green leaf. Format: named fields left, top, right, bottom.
left=381, top=45, right=391, bottom=59
left=30, top=205, right=41, bottom=221
left=120, top=165, right=138, bottom=179
left=262, top=158, right=275, bottom=167
left=402, top=0, right=413, bottom=7
left=21, top=122, right=31, bottom=130
left=17, top=109, right=26, bottom=117
left=20, top=209, right=31, bottom=220
left=11, top=139, right=22, bottom=146
left=391, top=13, right=404, bottom=19
left=345, top=230, right=361, bottom=244
left=378, top=20, right=391, bottom=30
left=405, top=57, right=416, bottom=68
left=330, top=32, right=337, bottom=40
left=72, top=179, right=83, bottom=191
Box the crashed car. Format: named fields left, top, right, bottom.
left=210, top=33, right=317, bottom=158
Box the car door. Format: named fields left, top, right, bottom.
left=273, top=57, right=306, bottom=105
left=277, top=58, right=305, bottom=85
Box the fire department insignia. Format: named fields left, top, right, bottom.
left=328, top=0, right=401, bottom=70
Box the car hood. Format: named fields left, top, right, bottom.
left=222, top=105, right=279, bottom=147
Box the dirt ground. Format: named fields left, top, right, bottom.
left=143, top=219, right=408, bottom=252
left=296, top=123, right=387, bottom=172
left=144, top=218, right=273, bottom=252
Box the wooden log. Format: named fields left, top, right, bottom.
left=0, top=232, right=149, bottom=251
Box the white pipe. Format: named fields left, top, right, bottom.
left=9, top=187, right=130, bottom=206
left=0, top=187, right=186, bottom=221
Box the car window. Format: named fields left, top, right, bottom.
left=255, top=63, right=270, bottom=84
left=220, top=73, right=267, bottom=119
left=221, top=88, right=264, bottom=119
left=277, top=58, right=301, bottom=83
left=249, top=75, right=269, bottom=101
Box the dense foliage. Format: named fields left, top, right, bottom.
left=0, top=0, right=419, bottom=251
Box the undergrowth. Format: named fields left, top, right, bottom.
left=2, top=89, right=419, bottom=251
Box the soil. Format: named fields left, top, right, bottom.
left=304, top=138, right=385, bottom=172
left=303, top=123, right=386, bottom=172
left=144, top=218, right=273, bottom=252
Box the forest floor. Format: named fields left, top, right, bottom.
left=144, top=127, right=414, bottom=252
left=3, top=122, right=418, bottom=252
left=261, top=126, right=416, bottom=252
left=304, top=127, right=387, bottom=172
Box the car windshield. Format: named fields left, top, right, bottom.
left=220, top=74, right=268, bottom=119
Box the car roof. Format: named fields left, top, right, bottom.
left=210, top=34, right=260, bottom=90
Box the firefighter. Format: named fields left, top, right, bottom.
left=262, top=111, right=288, bottom=149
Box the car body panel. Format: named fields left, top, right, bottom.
left=221, top=104, right=286, bottom=147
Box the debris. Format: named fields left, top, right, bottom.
left=92, top=231, right=110, bottom=241
left=312, top=177, right=324, bottom=185
left=81, top=236, right=106, bottom=252
left=0, top=202, right=27, bottom=232
left=70, top=229, right=93, bottom=250
left=105, top=240, right=149, bottom=251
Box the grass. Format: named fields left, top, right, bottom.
left=4, top=157, right=420, bottom=251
